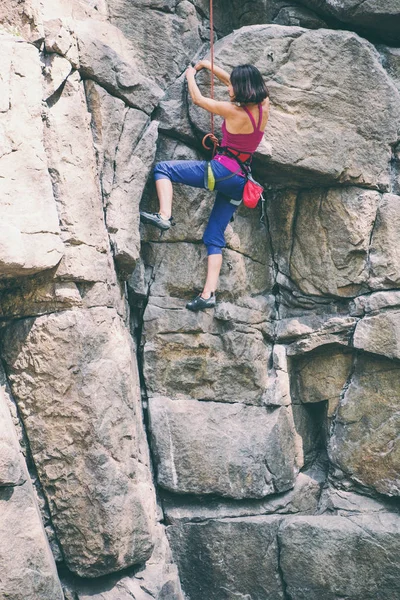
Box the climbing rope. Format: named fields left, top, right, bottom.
left=202, top=0, right=219, bottom=157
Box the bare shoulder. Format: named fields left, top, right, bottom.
left=262, top=97, right=270, bottom=111
left=261, top=97, right=270, bottom=128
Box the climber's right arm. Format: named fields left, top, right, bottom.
left=195, top=60, right=231, bottom=87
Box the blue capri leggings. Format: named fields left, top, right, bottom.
left=154, top=160, right=245, bottom=255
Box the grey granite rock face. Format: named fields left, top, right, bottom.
left=44, top=71, right=112, bottom=282
left=369, top=193, right=400, bottom=289
left=143, top=297, right=273, bottom=406
left=74, top=19, right=163, bottom=111
left=0, top=0, right=44, bottom=43
left=290, top=187, right=380, bottom=297
left=167, top=516, right=285, bottom=600
left=163, top=471, right=323, bottom=523
left=188, top=27, right=400, bottom=190
left=329, top=352, right=400, bottom=497
left=2, top=0, right=400, bottom=596
left=107, top=0, right=205, bottom=88
left=290, top=347, right=353, bottom=418
left=279, top=513, right=400, bottom=600
left=2, top=308, right=157, bottom=577
left=353, top=309, right=400, bottom=359
left=63, top=525, right=184, bottom=600
left=0, top=484, right=65, bottom=600
left=0, top=34, right=64, bottom=277
left=299, top=0, right=400, bottom=44
left=0, top=373, right=64, bottom=600
left=148, top=397, right=298, bottom=498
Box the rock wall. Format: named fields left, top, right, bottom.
left=0, top=1, right=399, bottom=598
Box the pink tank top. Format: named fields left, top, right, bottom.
left=213, top=104, right=265, bottom=174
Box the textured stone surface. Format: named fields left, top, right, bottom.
left=41, top=0, right=109, bottom=22
left=189, top=27, right=400, bottom=189
left=329, top=353, right=400, bottom=497
left=44, top=71, right=113, bottom=283
left=0, top=0, right=43, bottom=43
left=0, top=386, right=25, bottom=487
left=350, top=290, right=400, bottom=316
left=0, top=484, right=65, bottom=600
left=277, top=314, right=357, bottom=355
left=167, top=516, right=285, bottom=600
left=86, top=81, right=155, bottom=276
left=279, top=513, right=400, bottom=600
left=318, top=485, right=398, bottom=516
left=290, top=188, right=379, bottom=297
left=41, top=52, right=72, bottom=101
left=142, top=242, right=271, bottom=302
left=163, top=471, right=323, bottom=523
left=300, top=0, right=400, bottom=44
left=2, top=308, right=156, bottom=577
left=74, top=19, right=163, bottom=112
left=291, top=347, right=353, bottom=417
left=353, top=310, right=400, bottom=360
left=43, top=18, right=80, bottom=67
left=143, top=297, right=272, bottom=405
left=0, top=375, right=64, bottom=600
left=63, top=525, right=184, bottom=600
left=107, top=120, right=159, bottom=277
left=107, top=0, right=205, bottom=87
left=148, top=397, right=298, bottom=498
left=0, top=34, right=64, bottom=277
left=369, top=194, right=400, bottom=289
left=230, top=0, right=327, bottom=29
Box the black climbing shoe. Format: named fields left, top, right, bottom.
left=186, top=293, right=216, bottom=312
left=140, top=211, right=174, bottom=231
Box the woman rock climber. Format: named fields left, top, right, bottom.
left=140, top=61, right=270, bottom=311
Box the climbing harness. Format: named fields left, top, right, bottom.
left=202, top=0, right=219, bottom=158
left=221, top=148, right=267, bottom=225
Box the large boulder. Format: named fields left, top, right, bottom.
left=369, top=194, right=400, bottom=289
left=187, top=26, right=400, bottom=189
left=353, top=310, right=400, bottom=360
left=107, top=120, right=159, bottom=277
left=329, top=352, right=400, bottom=497
left=143, top=296, right=273, bottom=405
left=85, top=81, right=158, bottom=277
left=63, top=525, right=184, bottom=600
left=290, top=346, right=353, bottom=418
left=74, top=19, right=163, bottom=112
left=148, top=397, right=298, bottom=498
left=1, top=308, right=157, bottom=577
left=44, top=71, right=112, bottom=283
left=0, top=376, right=64, bottom=600
left=107, top=0, right=206, bottom=87
left=167, top=516, right=285, bottom=600
left=290, top=187, right=380, bottom=297
left=0, top=34, right=64, bottom=278
left=279, top=513, right=400, bottom=599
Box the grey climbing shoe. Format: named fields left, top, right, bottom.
left=186, top=293, right=216, bottom=312
left=140, top=211, right=173, bottom=231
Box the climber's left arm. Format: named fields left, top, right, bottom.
left=186, top=67, right=235, bottom=118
